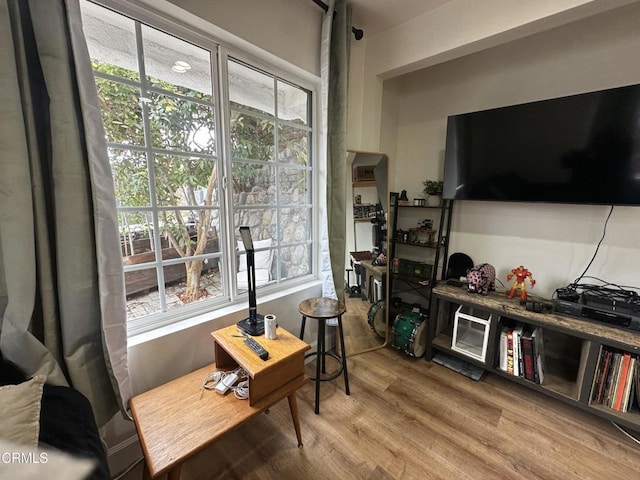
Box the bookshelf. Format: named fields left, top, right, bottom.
left=387, top=198, right=453, bottom=320
left=428, top=283, right=640, bottom=433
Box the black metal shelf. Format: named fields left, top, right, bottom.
left=392, top=203, right=442, bottom=209
left=388, top=193, right=453, bottom=322
left=394, top=240, right=437, bottom=249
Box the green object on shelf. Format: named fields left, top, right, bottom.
left=423, top=179, right=444, bottom=196
left=399, top=259, right=433, bottom=278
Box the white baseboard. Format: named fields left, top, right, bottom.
left=107, top=434, right=143, bottom=479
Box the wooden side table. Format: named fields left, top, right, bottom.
left=130, top=325, right=310, bottom=479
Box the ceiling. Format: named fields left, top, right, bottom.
left=348, top=0, right=453, bottom=38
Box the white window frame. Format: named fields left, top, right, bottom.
left=221, top=51, right=315, bottom=287
left=85, top=0, right=322, bottom=336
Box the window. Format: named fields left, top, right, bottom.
left=80, top=1, right=314, bottom=332
left=227, top=59, right=313, bottom=286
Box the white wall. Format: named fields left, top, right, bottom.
left=380, top=2, right=640, bottom=298
left=166, top=0, right=322, bottom=76
left=366, top=0, right=637, bottom=80
left=349, top=0, right=637, bottom=153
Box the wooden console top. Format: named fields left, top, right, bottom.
left=433, top=283, right=640, bottom=351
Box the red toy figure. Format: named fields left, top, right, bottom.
left=507, top=265, right=536, bottom=301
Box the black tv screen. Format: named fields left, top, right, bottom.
left=443, top=83, right=640, bottom=205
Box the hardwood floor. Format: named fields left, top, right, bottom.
left=122, top=344, right=640, bottom=480
left=341, top=295, right=385, bottom=354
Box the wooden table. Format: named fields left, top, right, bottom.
left=357, top=259, right=387, bottom=303
left=130, top=325, right=310, bottom=479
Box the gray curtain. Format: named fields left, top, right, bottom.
left=324, top=0, right=351, bottom=302
left=0, top=0, right=131, bottom=428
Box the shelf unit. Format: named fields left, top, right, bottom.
left=428, top=283, right=640, bottom=433
left=352, top=180, right=376, bottom=188
left=388, top=196, right=453, bottom=320
left=351, top=174, right=379, bottom=252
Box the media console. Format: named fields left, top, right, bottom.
left=554, top=297, right=640, bottom=332
left=427, top=283, right=640, bottom=434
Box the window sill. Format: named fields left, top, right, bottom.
left=127, top=279, right=322, bottom=348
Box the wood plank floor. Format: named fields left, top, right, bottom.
left=120, top=344, right=640, bottom=480
left=341, top=295, right=385, bottom=354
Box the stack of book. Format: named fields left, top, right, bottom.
left=591, top=347, right=638, bottom=413
left=353, top=204, right=377, bottom=219
left=498, top=324, right=545, bottom=384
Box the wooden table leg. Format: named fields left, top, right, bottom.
left=287, top=393, right=303, bottom=448
left=168, top=465, right=182, bottom=480
left=143, top=462, right=151, bottom=480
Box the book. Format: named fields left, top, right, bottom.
left=604, top=353, right=622, bottom=408
left=594, top=350, right=612, bottom=404
left=601, top=351, right=615, bottom=406
left=520, top=327, right=535, bottom=382
left=506, top=328, right=514, bottom=376
left=498, top=327, right=509, bottom=372
left=613, top=353, right=631, bottom=411
left=591, top=347, right=605, bottom=403
left=622, top=357, right=636, bottom=412
left=636, top=361, right=640, bottom=411
left=512, top=325, right=524, bottom=378
left=627, top=362, right=637, bottom=412
left=531, top=327, right=545, bottom=385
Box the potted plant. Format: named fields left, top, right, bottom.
left=423, top=180, right=444, bottom=206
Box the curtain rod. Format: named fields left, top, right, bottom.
left=312, top=0, right=364, bottom=40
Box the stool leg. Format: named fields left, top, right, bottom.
left=320, top=319, right=327, bottom=374
left=315, top=319, right=325, bottom=414
left=337, top=315, right=350, bottom=395
left=299, top=315, right=306, bottom=340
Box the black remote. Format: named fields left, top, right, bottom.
left=244, top=336, right=269, bottom=360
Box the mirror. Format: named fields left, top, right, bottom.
left=342, top=150, right=390, bottom=355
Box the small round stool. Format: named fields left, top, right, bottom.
left=298, top=297, right=350, bottom=414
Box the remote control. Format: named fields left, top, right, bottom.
left=244, top=336, right=269, bottom=360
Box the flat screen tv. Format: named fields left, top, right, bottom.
left=443, top=83, right=640, bottom=205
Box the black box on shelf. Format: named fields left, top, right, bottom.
left=399, top=259, right=433, bottom=278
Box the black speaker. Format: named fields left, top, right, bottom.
left=447, top=252, right=474, bottom=279
left=525, top=300, right=552, bottom=313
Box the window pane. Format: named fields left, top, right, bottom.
left=95, top=78, right=144, bottom=145
left=125, top=266, right=163, bottom=318
left=81, top=1, right=139, bottom=82
left=83, top=2, right=314, bottom=328
left=230, top=111, right=274, bottom=161
left=278, top=244, right=311, bottom=280
left=228, top=60, right=274, bottom=117
left=280, top=207, right=312, bottom=243
left=147, top=92, right=216, bottom=154
left=119, top=211, right=156, bottom=259
left=232, top=163, right=275, bottom=204
left=234, top=209, right=277, bottom=241
left=157, top=208, right=220, bottom=257
left=279, top=167, right=310, bottom=205
left=164, top=256, right=224, bottom=311
left=154, top=155, right=219, bottom=207
left=235, top=234, right=274, bottom=293
left=278, top=125, right=309, bottom=165
left=142, top=25, right=212, bottom=100
left=277, top=80, right=308, bottom=125
left=110, top=148, right=149, bottom=207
